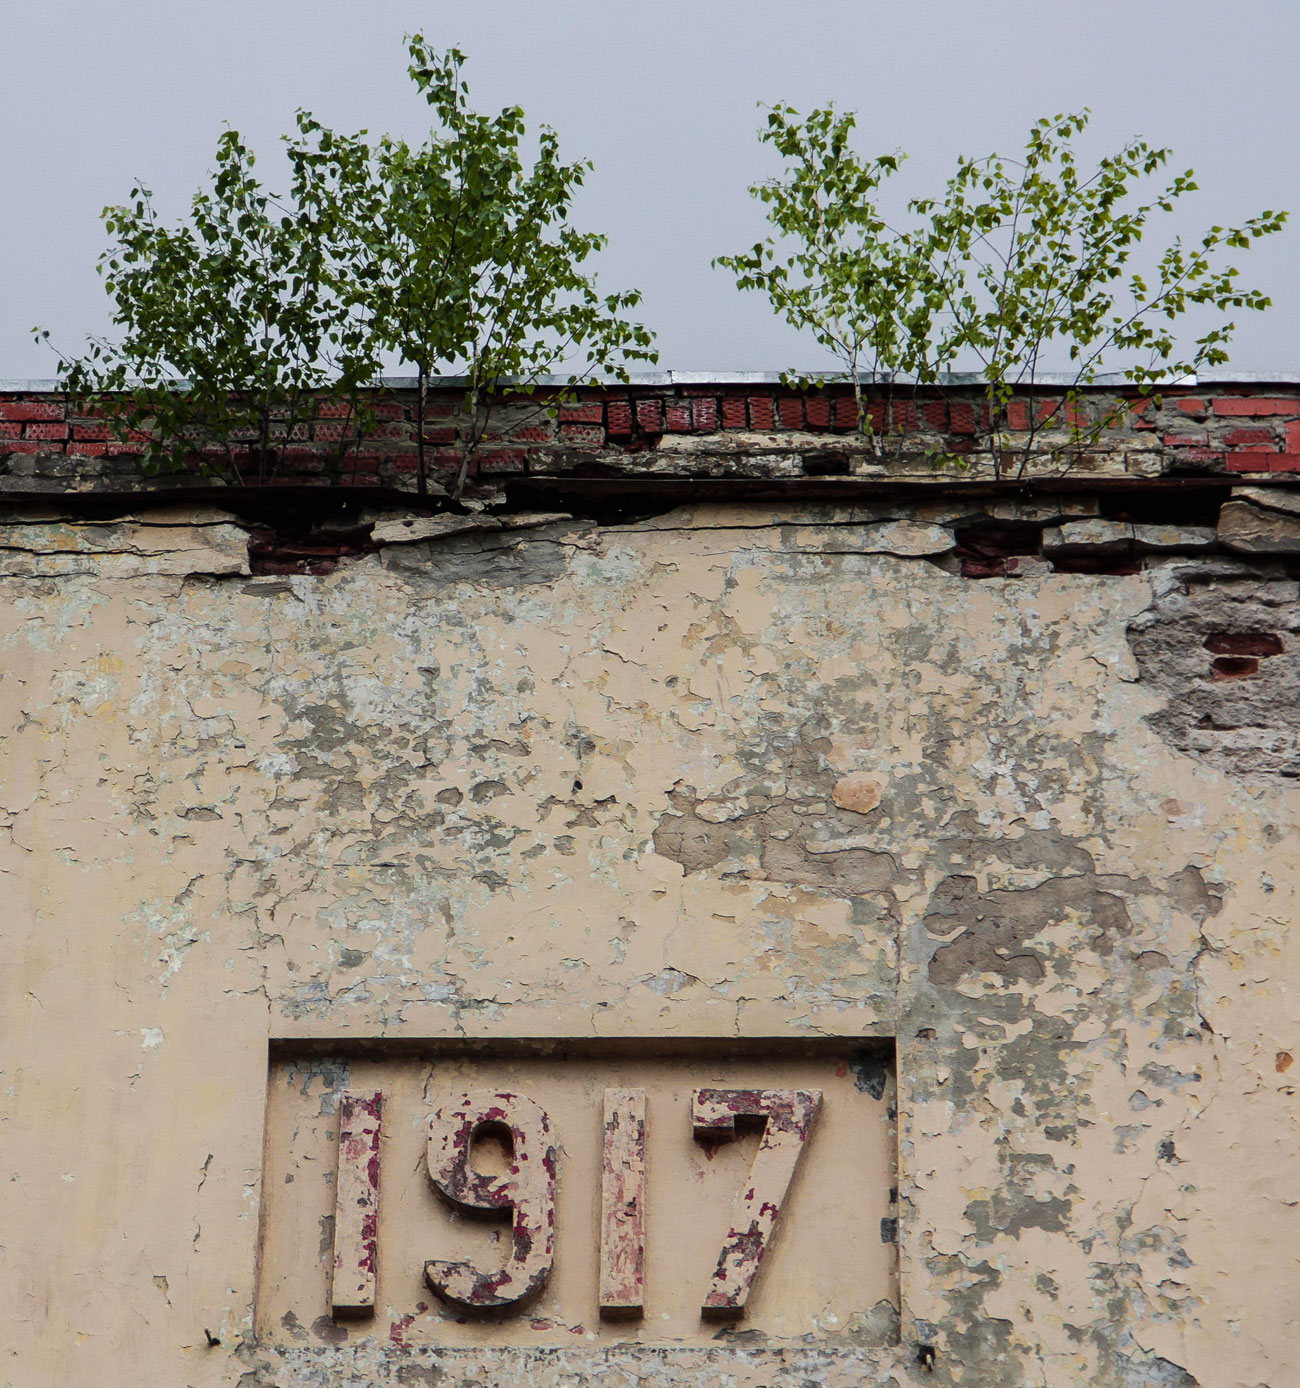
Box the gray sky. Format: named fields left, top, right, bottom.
left=3, top=0, right=1298, bottom=380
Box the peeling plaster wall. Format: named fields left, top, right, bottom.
left=3, top=492, right=1299, bottom=1388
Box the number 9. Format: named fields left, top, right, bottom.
left=424, top=1091, right=556, bottom=1312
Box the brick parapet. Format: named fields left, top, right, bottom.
left=4, top=379, right=1300, bottom=494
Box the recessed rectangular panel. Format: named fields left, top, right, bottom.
left=257, top=1045, right=897, bottom=1348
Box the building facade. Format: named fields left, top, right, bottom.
left=4, top=376, right=1299, bottom=1386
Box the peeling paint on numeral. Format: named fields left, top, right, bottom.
left=692, top=1087, right=820, bottom=1319
left=599, top=1088, right=647, bottom=1319
left=331, top=1090, right=382, bottom=1318
left=424, top=1091, right=556, bottom=1313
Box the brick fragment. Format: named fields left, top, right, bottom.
left=478, top=449, right=527, bottom=473
left=691, top=398, right=717, bottom=431
left=664, top=404, right=692, bottom=432
left=558, top=402, right=602, bottom=423
left=0, top=400, right=64, bottom=422
left=635, top=399, right=663, bottom=433
left=1163, top=432, right=1210, bottom=447
left=920, top=400, right=948, bottom=430
left=949, top=403, right=976, bottom=435
left=559, top=423, right=604, bottom=446
left=1223, top=428, right=1275, bottom=448
left=606, top=402, right=633, bottom=437
left=1213, top=397, right=1300, bottom=417
left=1226, top=452, right=1300, bottom=473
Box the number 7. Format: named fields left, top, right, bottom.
left=692, top=1088, right=821, bottom=1318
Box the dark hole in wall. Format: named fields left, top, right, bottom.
left=952, top=521, right=1042, bottom=578
left=1050, top=551, right=1143, bottom=576
left=800, top=451, right=852, bottom=477
left=1098, top=492, right=1223, bottom=527
left=1211, top=656, right=1259, bottom=679
left=1204, top=632, right=1284, bottom=657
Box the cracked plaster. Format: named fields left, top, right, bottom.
left=2, top=499, right=1297, bottom=1387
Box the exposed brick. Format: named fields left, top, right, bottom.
left=1226, top=452, right=1300, bottom=472
left=1287, top=420, right=1300, bottom=454
left=748, top=398, right=775, bottom=430
left=1223, top=428, right=1276, bottom=448
left=5, top=440, right=59, bottom=454
left=1176, top=398, right=1207, bottom=414
left=893, top=402, right=919, bottom=430
left=1163, top=431, right=1210, bottom=447
left=920, top=400, right=949, bottom=431
left=559, top=423, right=604, bottom=446
left=478, top=449, right=527, bottom=474
left=391, top=457, right=418, bottom=474
left=665, top=403, right=692, bottom=432
left=0, top=400, right=64, bottom=422
left=558, top=403, right=603, bottom=423
left=606, top=402, right=633, bottom=437
left=67, top=443, right=107, bottom=457
left=24, top=423, right=69, bottom=441
left=314, top=420, right=367, bottom=443
left=720, top=398, right=746, bottom=429
left=72, top=422, right=111, bottom=441
left=1213, top=396, right=1300, bottom=416
left=636, top=399, right=663, bottom=433
left=510, top=425, right=552, bottom=443
left=777, top=399, right=804, bottom=429
left=805, top=397, right=830, bottom=428
left=0, top=421, right=21, bottom=439
left=314, top=400, right=361, bottom=419
left=950, top=403, right=976, bottom=435
left=865, top=399, right=887, bottom=433
left=833, top=396, right=858, bottom=429
left=412, top=426, right=456, bottom=446
left=691, top=398, right=718, bottom=431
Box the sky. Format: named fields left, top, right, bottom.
left=3, top=0, right=1298, bottom=381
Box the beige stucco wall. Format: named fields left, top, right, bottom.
left=2, top=498, right=1297, bottom=1387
